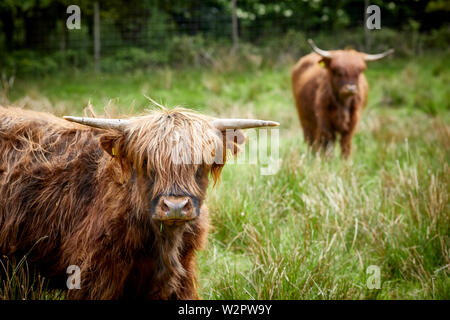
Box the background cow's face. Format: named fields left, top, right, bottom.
left=99, top=112, right=245, bottom=226
left=320, top=51, right=367, bottom=101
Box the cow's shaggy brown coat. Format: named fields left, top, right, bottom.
left=292, top=50, right=369, bottom=157
left=0, top=106, right=241, bottom=299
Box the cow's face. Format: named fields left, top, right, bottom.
left=320, top=51, right=367, bottom=101
left=65, top=108, right=277, bottom=227
left=99, top=111, right=245, bottom=226
left=147, top=162, right=219, bottom=226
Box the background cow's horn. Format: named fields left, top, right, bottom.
left=63, top=116, right=129, bottom=130
left=308, top=39, right=332, bottom=58
left=363, top=48, right=394, bottom=61
left=212, top=119, right=280, bottom=130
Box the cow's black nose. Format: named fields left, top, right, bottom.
left=154, top=196, right=195, bottom=222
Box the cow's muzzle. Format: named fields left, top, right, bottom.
left=340, top=84, right=358, bottom=97
left=153, top=196, right=196, bottom=223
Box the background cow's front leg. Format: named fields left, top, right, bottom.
left=315, top=126, right=335, bottom=156
left=314, top=111, right=335, bottom=156
left=340, top=131, right=354, bottom=158
left=340, top=108, right=360, bottom=158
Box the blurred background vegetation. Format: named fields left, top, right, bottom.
left=0, top=0, right=449, bottom=75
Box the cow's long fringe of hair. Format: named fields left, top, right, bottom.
left=0, top=105, right=239, bottom=299
left=117, top=107, right=226, bottom=196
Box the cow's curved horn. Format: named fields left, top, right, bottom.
left=308, top=39, right=332, bottom=58
left=363, top=48, right=394, bottom=61
left=63, top=116, right=130, bottom=130
left=212, top=119, right=279, bottom=130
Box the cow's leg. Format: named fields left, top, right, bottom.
left=340, top=131, right=354, bottom=158
left=64, top=253, right=132, bottom=299
left=302, top=123, right=316, bottom=146
left=340, top=106, right=360, bottom=158
left=315, top=119, right=335, bottom=156
left=296, top=105, right=316, bottom=147
left=322, top=131, right=336, bottom=156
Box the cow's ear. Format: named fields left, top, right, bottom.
left=210, top=129, right=245, bottom=181
left=221, top=129, right=246, bottom=156
left=99, top=132, right=123, bottom=157
left=319, top=57, right=331, bottom=68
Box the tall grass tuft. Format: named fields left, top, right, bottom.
left=0, top=237, right=64, bottom=300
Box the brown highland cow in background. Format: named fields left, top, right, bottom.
left=0, top=105, right=277, bottom=299
left=292, top=39, right=393, bottom=157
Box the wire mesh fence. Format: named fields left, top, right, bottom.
left=2, top=1, right=448, bottom=76
left=7, top=2, right=369, bottom=53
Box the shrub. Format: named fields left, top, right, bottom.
left=3, top=26, right=450, bottom=76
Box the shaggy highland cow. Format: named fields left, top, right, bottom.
left=292, top=39, right=393, bottom=157
left=0, top=105, right=278, bottom=299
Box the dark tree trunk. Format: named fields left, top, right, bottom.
left=1, top=10, right=15, bottom=50
left=22, top=5, right=58, bottom=50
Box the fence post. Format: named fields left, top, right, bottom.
left=231, top=0, right=239, bottom=52
left=94, top=1, right=101, bottom=73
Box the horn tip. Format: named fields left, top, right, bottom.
left=267, top=121, right=280, bottom=127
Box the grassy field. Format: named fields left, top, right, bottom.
left=1, top=53, right=449, bottom=299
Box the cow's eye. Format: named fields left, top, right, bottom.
left=142, top=159, right=150, bottom=172
left=196, top=165, right=204, bottom=179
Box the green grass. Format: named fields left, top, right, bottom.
left=1, top=53, right=449, bottom=299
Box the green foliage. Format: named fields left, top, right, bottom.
left=368, top=55, right=450, bottom=115
left=1, top=49, right=91, bottom=76
left=167, top=35, right=212, bottom=67
left=0, top=257, right=66, bottom=300
left=0, top=257, right=46, bottom=300
left=0, top=0, right=448, bottom=57
left=10, top=52, right=58, bottom=76
left=101, top=47, right=168, bottom=72
left=3, top=26, right=450, bottom=77
left=0, top=237, right=65, bottom=300
left=424, top=25, right=450, bottom=48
